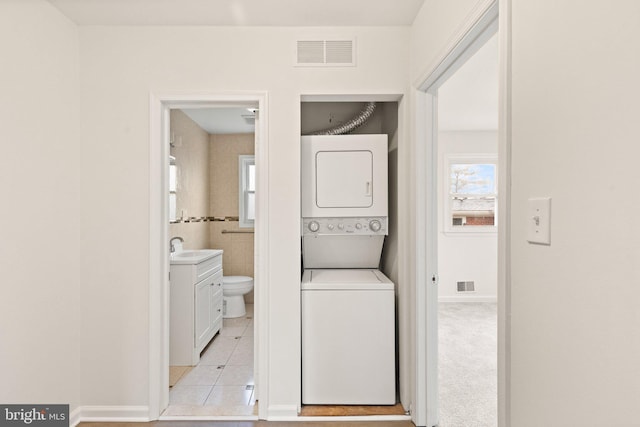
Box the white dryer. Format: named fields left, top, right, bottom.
left=301, top=269, right=395, bottom=405
left=301, top=134, right=388, bottom=219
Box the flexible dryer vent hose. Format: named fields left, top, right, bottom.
left=309, top=102, right=377, bottom=135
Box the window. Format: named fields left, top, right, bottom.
left=239, top=155, right=255, bottom=228
left=445, top=156, right=497, bottom=232
left=169, top=158, right=178, bottom=222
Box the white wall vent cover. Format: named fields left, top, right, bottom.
left=456, top=281, right=476, bottom=292
left=295, top=38, right=356, bottom=67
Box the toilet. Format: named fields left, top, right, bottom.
left=222, top=276, right=254, bottom=318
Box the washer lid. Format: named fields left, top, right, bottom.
left=301, top=269, right=394, bottom=290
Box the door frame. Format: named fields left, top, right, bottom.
left=148, top=92, right=269, bottom=420
left=412, top=1, right=511, bottom=426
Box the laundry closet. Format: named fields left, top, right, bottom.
left=299, top=100, right=402, bottom=410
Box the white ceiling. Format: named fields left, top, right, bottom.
left=46, top=0, right=426, bottom=26
left=181, top=107, right=256, bottom=134
left=438, top=33, right=499, bottom=131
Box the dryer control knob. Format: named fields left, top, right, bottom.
left=338, top=223, right=345, bottom=230
left=355, top=223, right=363, bottom=230
left=327, top=224, right=335, bottom=231
left=308, top=221, right=320, bottom=232
left=369, top=220, right=382, bottom=232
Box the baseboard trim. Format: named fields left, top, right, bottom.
left=439, top=295, right=498, bottom=303
left=75, top=406, right=150, bottom=424
left=266, top=404, right=299, bottom=419
left=69, top=407, right=82, bottom=427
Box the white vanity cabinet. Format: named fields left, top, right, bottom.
left=170, top=250, right=223, bottom=366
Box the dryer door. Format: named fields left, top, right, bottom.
left=316, top=150, right=372, bottom=208
left=301, top=134, right=388, bottom=218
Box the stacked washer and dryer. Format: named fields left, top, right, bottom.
left=301, top=134, right=395, bottom=405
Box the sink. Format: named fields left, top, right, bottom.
left=176, top=251, right=208, bottom=257
left=170, top=249, right=223, bottom=264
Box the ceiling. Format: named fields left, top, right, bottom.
left=46, top=0, right=426, bottom=26
left=181, top=107, right=256, bottom=134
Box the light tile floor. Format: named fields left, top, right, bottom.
left=164, top=304, right=256, bottom=416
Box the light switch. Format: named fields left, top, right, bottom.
left=527, top=197, right=551, bottom=245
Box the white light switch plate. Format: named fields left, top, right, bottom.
left=527, top=197, right=551, bottom=245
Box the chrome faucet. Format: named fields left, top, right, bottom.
left=170, top=236, right=184, bottom=253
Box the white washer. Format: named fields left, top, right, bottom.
left=301, top=269, right=395, bottom=405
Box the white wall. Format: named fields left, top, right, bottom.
left=412, top=0, right=640, bottom=425
left=438, top=131, right=497, bottom=301
left=509, top=1, right=640, bottom=425
left=77, top=25, right=409, bottom=413
left=0, top=0, right=81, bottom=413
left=410, top=0, right=491, bottom=84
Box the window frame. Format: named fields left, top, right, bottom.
left=238, top=155, right=255, bottom=228
left=443, top=154, right=498, bottom=234
left=169, top=160, right=178, bottom=222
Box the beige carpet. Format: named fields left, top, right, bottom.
left=439, top=302, right=497, bottom=427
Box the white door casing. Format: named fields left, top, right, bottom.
left=148, top=92, right=269, bottom=420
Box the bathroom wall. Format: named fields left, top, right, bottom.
left=209, top=133, right=255, bottom=218
left=170, top=120, right=256, bottom=300
left=209, top=133, right=255, bottom=302
left=169, top=109, right=210, bottom=250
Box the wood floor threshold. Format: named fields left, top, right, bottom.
left=299, top=403, right=407, bottom=416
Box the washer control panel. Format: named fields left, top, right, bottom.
left=302, top=217, right=388, bottom=236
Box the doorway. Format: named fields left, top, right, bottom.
left=148, top=93, right=269, bottom=420
left=413, top=2, right=506, bottom=426
left=166, top=106, right=257, bottom=416
left=436, top=33, right=499, bottom=426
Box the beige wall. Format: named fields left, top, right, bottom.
left=209, top=133, right=256, bottom=301
left=170, top=121, right=256, bottom=295
left=209, top=133, right=255, bottom=218
left=169, top=110, right=211, bottom=250
left=170, top=110, right=210, bottom=221
left=0, top=0, right=81, bottom=413
left=209, top=221, right=255, bottom=302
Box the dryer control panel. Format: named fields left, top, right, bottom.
left=302, top=217, right=388, bottom=236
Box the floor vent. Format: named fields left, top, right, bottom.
left=457, top=281, right=475, bottom=292
left=295, top=38, right=356, bottom=66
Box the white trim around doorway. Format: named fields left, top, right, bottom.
left=148, top=92, right=269, bottom=421
left=412, top=0, right=511, bottom=426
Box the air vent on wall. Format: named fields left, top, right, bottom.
left=457, top=281, right=475, bottom=292
left=295, top=38, right=356, bottom=67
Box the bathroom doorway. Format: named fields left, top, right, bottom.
left=166, top=106, right=257, bottom=416
left=148, top=93, right=269, bottom=420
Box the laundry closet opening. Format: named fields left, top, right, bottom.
left=299, top=99, right=407, bottom=416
